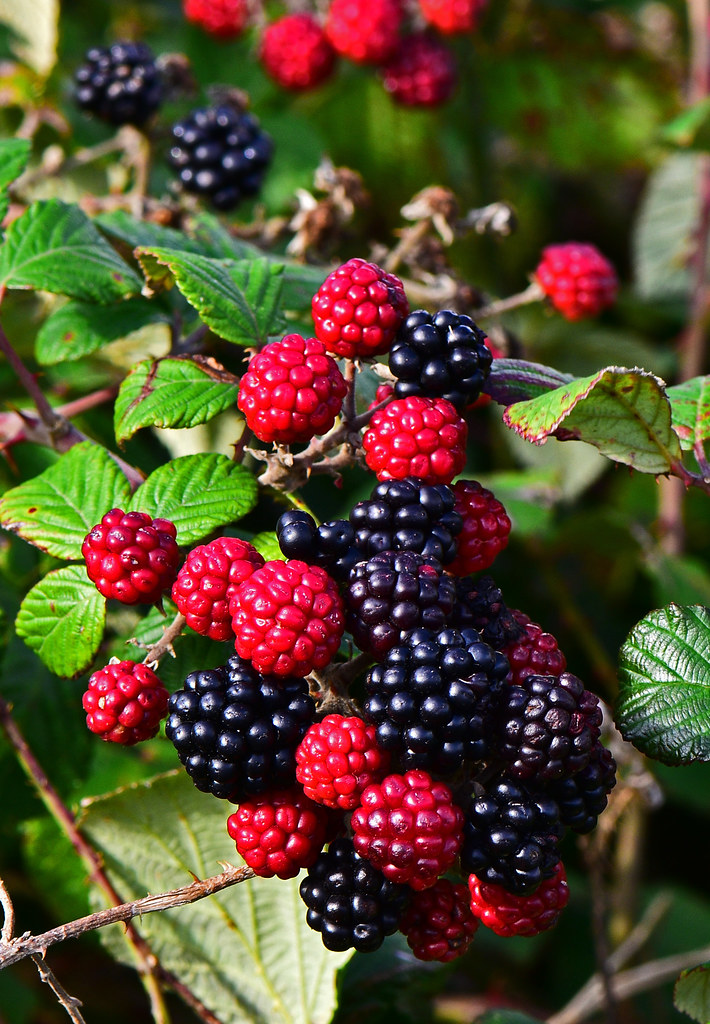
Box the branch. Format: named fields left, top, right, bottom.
left=31, top=955, right=87, bottom=1024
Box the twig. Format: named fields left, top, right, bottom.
left=0, top=315, right=63, bottom=434
left=141, top=612, right=187, bottom=666
left=474, top=281, right=545, bottom=319
left=31, top=955, right=86, bottom=1024
left=14, top=134, right=127, bottom=191
left=0, top=878, right=14, bottom=944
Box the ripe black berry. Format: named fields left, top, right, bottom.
left=74, top=41, right=163, bottom=126
left=299, top=837, right=409, bottom=952
left=388, top=309, right=492, bottom=410
left=547, top=743, right=617, bottom=834
left=451, top=575, right=524, bottom=648
left=165, top=655, right=315, bottom=801
left=167, top=104, right=273, bottom=211
left=276, top=510, right=359, bottom=581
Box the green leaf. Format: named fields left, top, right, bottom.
left=0, top=137, right=31, bottom=223
left=15, top=565, right=105, bottom=677
left=474, top=1012, right=544, bottom=1024
left=667, top=376, right=710, bottom=452
left=502, top=366, right=682, bottom=474
left=0, top=441, right=132, bottom=559
left=78, top=771, right=353, bottom=1024
left=35, top=297, right=166, bottom=365
left=661, top=98, right=710, bottom=149
left=187, top=211, right=265, bottom=259
left=485, top=358, right=574, bottom=406
left=114, top=356, right=240, bottom=444
left=134, top=246, right=285, bottom=345
left=128, top=454, right=257, bottom=546
left=0, top=0, right=59, bottom=76
left=0, top=200, right=142, bottom=301
left=95, top=208, right=214, bottom=256
left=616, top=604, right=710, bottom=765
left=675, top=962, right=710, bottom=1023
left=250, top=531, right=281, bottom=562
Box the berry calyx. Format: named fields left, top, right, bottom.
left=82, top=509, right=180, bottom=605
left=447, top=480, right=512, bottom=576
left=468, top=861, right=569, bottom=937
left=183, top=0, right=248, bottom=38
left=399, top=878, right=478, bottom=961
left=82, top=661, right=169, bottom=745
left=326, top=0, right=404, bottom=65
left=380, top=34, right=457, bottom=108
left=362, top=395, right=468, bottom=485
left=260, top=14, right=337, bottom=91
left=534, top=242, right=618, bottom=321
left=227, top=786, right=330, bottom=878
left=295, top=714, right=390, bottom=810
left=229, top=559, right=345, bottom=677
left=74, top=41, right=163, bottom=127
left=351, top=769, right=464, bottom=891
left=312, top=258, right=409, bottom=359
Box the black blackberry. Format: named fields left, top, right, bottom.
left=364, top=627, right=509, bottom=774
left=345, top=551, right=456, bottom=659
left=460, top=776, right=564, bottom=896
left=349, top=477, right=462, bottom=564
left=165, top=655, right=315, bottom=801
left=167, top=104, right=273, bottom=211
left=74, top=41, right=163, bottom=127
left=496, top=672, right=602, bottom=785
left=547, top=743, right=617, bottom=834
left=388, top=309, right=492, bottom=411
left=299, top=837, right=409, bottom=952
left=451, top=575, right=524, bottom=649
left=276, top=510, right=359, bottom=581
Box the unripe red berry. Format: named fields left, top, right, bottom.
left=380, top=34, right=457, bottom=108
left=362, top=395, right=467, bottom=485
left=400, top=878, right=478, bottom=961
left=183, top=0, right=248, bottom=38
left=295, top=715, right=390, bottom=810
left=260, top=14, right=337, bottom=91
left=82, top=660, right=169, bottom=744
left=418, top=0, right=487, bottom=34
left=502, top=610, right=567, bottom=686
left=227, top=786, right=330, bottom=878
left=468, top=861, right=569, bottom=937
left=82, top=509, right=180, bottom=605
left=326, top=0, right=403, bottom=64
left=534, top=242, right=618, bottom=321
left=447, top=479, right=511, bottom=575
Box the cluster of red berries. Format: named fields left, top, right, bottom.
left=183, top=0, right=488, bottom=107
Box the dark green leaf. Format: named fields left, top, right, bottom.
left=35, top=297, right=167, bottom=365
left=0, top=137, right=31, bottom=223
left=15, top=565, right=105, bottom=677
left=667, top=376, right=710, bottom=452
left=675, top=962, right=710, bottom=1023
left=617, top=604, right=710, bottom=764
left=485, top=358, right=574, bottom=406
left=0, top=441, right=132, bottom=559
left=186, top=211, right=265, bottom=259
left=114, top=356, right=240, bottom=444
left=95, top=208, right=214, bottom=255
left=0, top=199, right=142, bottom=301
left=135, top=246, right=285, bottom=345
left=503, top=366, right=682, bottom=474
left=128, top=454, right=257, bottom=545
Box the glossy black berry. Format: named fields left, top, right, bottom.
left=299, top=837, right=409, bottom=952
left=364, top=627, right=509, bottom=774
left=165, top=655, right=315, bottom=801
left=388, top=309, right=492, bottom=410
left=451, top=575, right=523, bottom=649
left=350, top=477, right=462, bottom=564
left=74, top=41, right=163, bottom=126
left=547, top=743, right=617, bottom=834
left=276, top=510, right=358, bottom=581
left=167, top=104, right=273, bottom=210
left=460, top=776, right=564, bottom=896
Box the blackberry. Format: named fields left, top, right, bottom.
left=345, top=551, right=456, bottom=659
left=299, top=837, right=409, bottom=952
left=167, top=104, right=273, bottom=211
left=74, top=41, right=163, bottom=127
left=364, top=627, right=508, bottom=773
left=451, top=575, right=523, bottom=649
left=460, top=776, right=564, bottom=896
left=349, top=477, right=462, bottom=564
left=276, top=510, right=359, bottom=581
left=547, top=743, right=617, bottom=834
left=388, top=309, right=492, bottom=410
left=165, top=655, right=315, bottom=801
left=496, top=672, right=602, bottom=785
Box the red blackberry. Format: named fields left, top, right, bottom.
left=345, top=550, right=456, bottom=659
left=451, top=575, right=524, bottom=649
left=349, top=477, right=462, bottom=564
left=351, top=769, right=464, bottom=891
left=547, top=742, right=617, bottom=834
left=229, top=559, right=345, bottom=678
left=362, top=395, right=468, bottom=485
left=82, top=509, right=180, bottom=606
left=276, top=510, right=359, bottom=582
left=501, top=611, right=567, bottom=686
left=165, top=655, right=316, bottom=801
left=460, top=776, right=564, bottom=895
left=380, top=34, right=457, bottom=108
left=311, top=258, right=408, bottom=360
left=388, top=310, right=491, bottom=410
left=448, top=480, right=511, bottom=576
left=260, top=14, right=337, bottom=91
left=364, top=627, right=508, bottom=773
left=167, top=104, right=273, bottom=211
left=468, top=861, right=569, bottom=937
left=171, top=536, right=264, bottom=641
left=534, top=242, right=618, bottom=321
left=82, top=661, right=168, bottom=745
left=418, top=0, right=487, bottom=34
left=496, top=673, right=602, bottom=784
left=399, top=878, right=478, bottom=961
left=325, top=0, right=403, bottom=64
left=237, top=334, right=347, bottom=445
left=184, top=0, right=248, bottom=38
left=295, top=714, right=390, bottom=810
left=74, top=41, right=163, bottom=127
left=300, top=836, right=409, bottom=952
left=226, top=785, right=330, bottom=878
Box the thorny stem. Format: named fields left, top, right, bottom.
left=0, top=315, right=62, bottom=433
left=31, top=956, right=87, bottom=1024
left=581, top=836, right=618, bottom=1024
left=141, top=612, right=188, bottom=666
left=0, top=878, right=14, bottom=944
